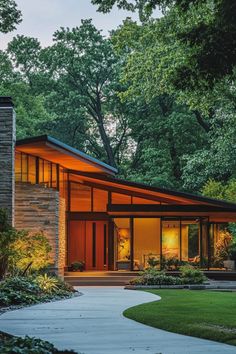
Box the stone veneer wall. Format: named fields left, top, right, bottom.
left=15, top=182, right=66, bottom=276
left=57, top=197, right=66, bottom=276
left=0, top=98, right=16, bottom=225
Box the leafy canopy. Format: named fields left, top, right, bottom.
left=0, top=0, right=22, bottom=33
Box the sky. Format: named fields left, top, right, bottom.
left=0, top=0, right=161, bottom=50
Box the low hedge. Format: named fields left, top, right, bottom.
left=130, top=266, right=207, bottom=286
left=0, top=275, right=75, bottom=308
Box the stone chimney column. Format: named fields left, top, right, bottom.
left=0, top=97, right=16, bottom=226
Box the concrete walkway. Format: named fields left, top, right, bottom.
left=0, top=287, right=235, bottom=354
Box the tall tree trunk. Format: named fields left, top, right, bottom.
left=97, top=115, right=117, bottom=169
left=194, top=110, right=210, bottom=133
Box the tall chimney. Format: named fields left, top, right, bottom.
left=0, top=97, right=16, bottom=226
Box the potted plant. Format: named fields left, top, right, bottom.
left=71, top=261, right=85, bottom=272
left=216, top=230, right=235, bottom=270
left=147, top=254, right=159, bottom=268
left=228, top=243, right=236, bottom=270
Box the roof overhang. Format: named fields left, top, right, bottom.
left=16, top=135, right=117, bottom=175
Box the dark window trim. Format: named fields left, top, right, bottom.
left=104, top=223, right=107, bottom=266
left=92, top=222, right=96, bottom=268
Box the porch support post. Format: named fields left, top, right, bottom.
left=108, top=219, right=114, bottom=270
left=179, top=219, right=182, bottom=261
left=130, top=217, right=134, bottom=271
left=199, top=218, right=203, bottom=267
left=207, top=221, right=211, bottom=270
left=160, top=218, right=163, bottom=270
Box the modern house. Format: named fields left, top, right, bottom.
left=1, top=97, right=236, bottom=276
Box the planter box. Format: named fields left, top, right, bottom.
left=116, top=260, right=131, bottom=270
left=223, top=260, right=235, bottom=271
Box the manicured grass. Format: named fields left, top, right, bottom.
left=124, top=290, right=236, bottom=346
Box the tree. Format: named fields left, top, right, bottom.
left=7, top=35, right=42, bottom=87
left=0, top=0, right=22, bottom=33
left=95, top=1, right=236, bottom=113
left=41, top=20, right=130, bottom=168
left=121, top=95, right=207, bottom=189
left=0, top=36, right=55, bottom=138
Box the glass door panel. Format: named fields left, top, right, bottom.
left=133, top=218, right=160, bottom=270
left=162, top=220, right=180, bottom=260
left=114, top=218, right=131, bottom=270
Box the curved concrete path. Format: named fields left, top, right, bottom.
left=0, top=287, right=235, bottom=354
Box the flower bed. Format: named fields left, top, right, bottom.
left=0, top=274, right=77, bottom=310
left=129, top=266, right=207, bottom=286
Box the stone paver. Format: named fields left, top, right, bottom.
left=0, top=287, right=235, bottom=354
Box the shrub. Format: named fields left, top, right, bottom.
left=160, top=256, right=187, bottom=270
left=12, top=232, right=52, bottom=274
left=0, top=334, right=77, bottom=354
left=0, top=208, right=52, bottom=278
left=180, top=265, right=207, bottom=284
left=146, top=255, right=159, bottom=268
left=130, top=266, right=207, bottom=286
left=130, top=269, right=182, bottom=286
left=0, top=209, right=25, bottom=279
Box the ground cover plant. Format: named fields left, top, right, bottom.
left=0, top=331, right=77, bottom=354
left=0, top=275, right=75, bottom=308
left=124, top=290, right=236, bottom=346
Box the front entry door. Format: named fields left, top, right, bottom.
left=69, top=220, right=108, bottom=271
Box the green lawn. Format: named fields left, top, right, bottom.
left=124, top=290, right=236, bottom=346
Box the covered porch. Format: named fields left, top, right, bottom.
left=67, top=172, right=236, bottom=273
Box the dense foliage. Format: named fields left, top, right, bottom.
left=0, top=0, right=22, bottom=33
left=0, top=209, right=52, bottom=279
left=0, top=1, right=236, bottom=195
left=0, top=275, right=75, bottom=307
left=130, top=266, right=207, bottom=285
left=0, top=333, right=77, bottom=354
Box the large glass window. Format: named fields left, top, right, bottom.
left=15, top=152, right=36, bottom=184
left=162, top=220, right=180, bottom=260
left=182, top=221, right=200, bottom=263
left=15, top=152, right=21, bottom=182
left=114, top=218, right=131, bottom=270
left=15, top=152, right=59, bottom=190
left=134, top=218, right=160, bottom=270
left=161, top=218, right=209, bottom=267
left=28, top=156, right=36, bottom=184
left=21, top=153, right=28, bottom=182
